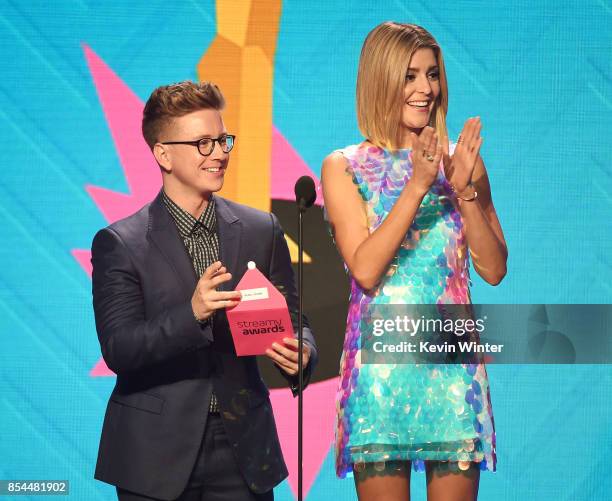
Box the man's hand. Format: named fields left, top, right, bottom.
left=265, top=337, right=311, bottom=376
left=191, top=261, right=241, bottom=322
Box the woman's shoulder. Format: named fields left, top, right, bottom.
left=326, top=142, right=363, bottom=157
left=322, top=143, right=374, bottom=187
left=324, top=141, right=380, bottom=165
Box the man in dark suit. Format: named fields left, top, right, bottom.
left=91, top=81, right=317, bottom=501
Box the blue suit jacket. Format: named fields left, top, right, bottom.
left=92, top=190, right=317, bottom=499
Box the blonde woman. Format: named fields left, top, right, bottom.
left=322, top=22, right=507, bottom=500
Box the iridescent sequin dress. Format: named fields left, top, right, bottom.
left=332, top=143, right=496, bottom=477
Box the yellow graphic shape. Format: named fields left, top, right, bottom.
left=285, top=234, right=312, bottom=264
left=197, top=0, right=281, bottom=212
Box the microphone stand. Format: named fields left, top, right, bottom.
left=297, top=199, right=305, bottom=501
left=294, top=175, right=314, bottom=501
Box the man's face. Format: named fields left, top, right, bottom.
left=156, top=109, right=230, bottom=196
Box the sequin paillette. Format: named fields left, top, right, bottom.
left=328, top=143, right=497, bottom=478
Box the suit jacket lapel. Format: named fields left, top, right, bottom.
left=147, top=190, right=198, bottom=296
left=214, top=195, right=242, bottom=291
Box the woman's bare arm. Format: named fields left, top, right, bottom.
left=456, top=156, right=508, bottom=285
left=322, top=129, right=442, bottom=290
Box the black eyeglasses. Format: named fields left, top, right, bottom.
left=161, top=134, right=236, bottom=156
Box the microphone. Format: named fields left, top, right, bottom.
left=294, top=176, right=316, bottom=212
left=293, top=175, right=316, bottom=501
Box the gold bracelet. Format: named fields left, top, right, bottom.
left=452, top=183, right=477, bottom=201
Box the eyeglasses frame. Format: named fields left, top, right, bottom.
left=160, top=134, right=236, bottom=156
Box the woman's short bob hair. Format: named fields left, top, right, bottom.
left=356, top=22, right=449, bottom=151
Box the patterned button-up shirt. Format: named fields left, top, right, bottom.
left=162, top=190, right=220, bottom=413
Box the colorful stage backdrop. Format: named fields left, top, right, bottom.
left=1, top=1, right=611, bottom=499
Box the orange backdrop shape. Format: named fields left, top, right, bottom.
left=197, top=0, right=282, bottom=212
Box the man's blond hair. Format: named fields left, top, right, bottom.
left=142, top=81, right=225, bottom=149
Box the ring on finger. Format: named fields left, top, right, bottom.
left=425, top=153, right=435, bottom=161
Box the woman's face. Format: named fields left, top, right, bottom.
left=400, top=47, right=441, bottom=137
